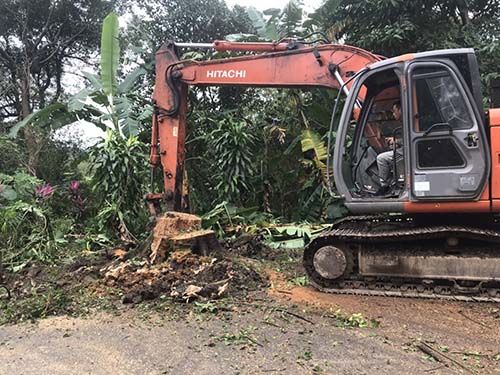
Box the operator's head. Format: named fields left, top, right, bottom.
left=392, top=100, right=401, bottom=121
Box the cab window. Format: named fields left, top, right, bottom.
left=413, top=67, right=473, bottom=132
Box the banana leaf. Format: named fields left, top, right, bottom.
left=100, top=13, right=120, bottom=97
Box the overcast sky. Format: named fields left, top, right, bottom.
left=225, top=0, right=324, bottom=12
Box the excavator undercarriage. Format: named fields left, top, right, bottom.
left=303, top=215, right=500, bottom=302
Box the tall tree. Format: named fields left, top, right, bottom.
left=0, top=0, right=116, bottom=122
left=308, top=0, right=500, bottom=85
left=124, top=0, right=254, bottom=48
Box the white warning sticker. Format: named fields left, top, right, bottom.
left=414, top=181, right=430, bottom=191
left=173, top=126, right=178, bottom=137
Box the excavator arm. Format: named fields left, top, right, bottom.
left=146, top=39, right=382, bottom=215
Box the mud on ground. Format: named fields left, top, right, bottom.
left=0, top=237, right=499, bottom=374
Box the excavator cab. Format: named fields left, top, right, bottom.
left=333, top=49, right=490, bottom=214
left=344, top=69, right=404, bottom=197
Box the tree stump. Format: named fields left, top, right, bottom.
left=150, top=212, right=220, bottom=263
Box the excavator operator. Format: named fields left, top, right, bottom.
left=375, top=100, right=402, bottom=196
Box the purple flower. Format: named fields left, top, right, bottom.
left=34, top=184, right=54, bottom=199
left=70, top=180, right=80, bottom=191
left=68, top=180, right=85, bottom=214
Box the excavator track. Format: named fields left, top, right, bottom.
left=303, top=215, right=500, bottom=302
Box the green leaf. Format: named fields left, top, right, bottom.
left=117, top=66, right=147, bottom=94
left=265, top=21, right=279, bottom=41
left=301, top=129, right=327, bottom=160
left=0, top=185, right=17, bottom=200
left=263, top=8, right=281, bottom=17
left=121, top=118, right=139, bottom=137
left=291, top=275, right=309, bottom=286
left=284, top=134, right=301, bottom=155
left=266, top=237, right=305, bottom=249
left=82, top=72, right=103, bottom=91
left=8, top=103, right=68, bottom=138
left=114, top=96, right=139, bottom=136
left=100, top=13, right=120, bottom=97
left=245, top=7, right=267, bottom=38
left=68, top=89, right=91, bottom=112
left=8, top=113, right=36, bottom=138
left=12, top=261, right=29, bottom=273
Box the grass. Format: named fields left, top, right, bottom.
left=327, top=309, right=380, bottom=328
left=0, top=278, right=120, bottom=325
left=194, top=300, right=219, bottom=314
left=217, top=326, right=260, bottom=347
left=0, top=286, right=72, bottom=324
left=290, top=275, right=309, bottom=287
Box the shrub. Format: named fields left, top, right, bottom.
left=0, top=138, right=23, bottom=175
left=90, top=131, right=148, bottom=240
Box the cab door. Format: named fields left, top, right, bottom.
left=407, top=61, right=489, bottom=200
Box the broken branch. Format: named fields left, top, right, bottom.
left=417, top=342, right=473, bottom=374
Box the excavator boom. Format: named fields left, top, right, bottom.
left=146, top=40, right=381, bottom=214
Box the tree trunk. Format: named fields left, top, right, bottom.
left=24, top=125, right=41, bottom=176
left=54, top=58, right=63, bottom=102
left=457, top=0, right=469, bottom=26
left=19, top=61, right=40, bottom=176
left=20, top=64, right=31, bottom=119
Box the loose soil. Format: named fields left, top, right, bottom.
left=0, top=239, right=499, bottom=375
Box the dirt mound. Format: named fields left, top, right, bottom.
left=223, top=234, right=278, bottom=259
left=102, top=250, right=267, bottom=304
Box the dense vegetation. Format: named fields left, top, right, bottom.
left=1, top=0, right=499, bottom=271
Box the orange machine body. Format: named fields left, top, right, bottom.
left=489, top=108, right=500, bottom=211
left=403, top=108, right=500, bottom=214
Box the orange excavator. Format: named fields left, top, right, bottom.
left=146, top=37, right=500, bottom=301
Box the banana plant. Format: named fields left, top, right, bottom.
left=300, top=128, right=332, bottom=183
left=9, top=13, right=150, bottom=140
left=245, top=0, right=304, bottom=41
